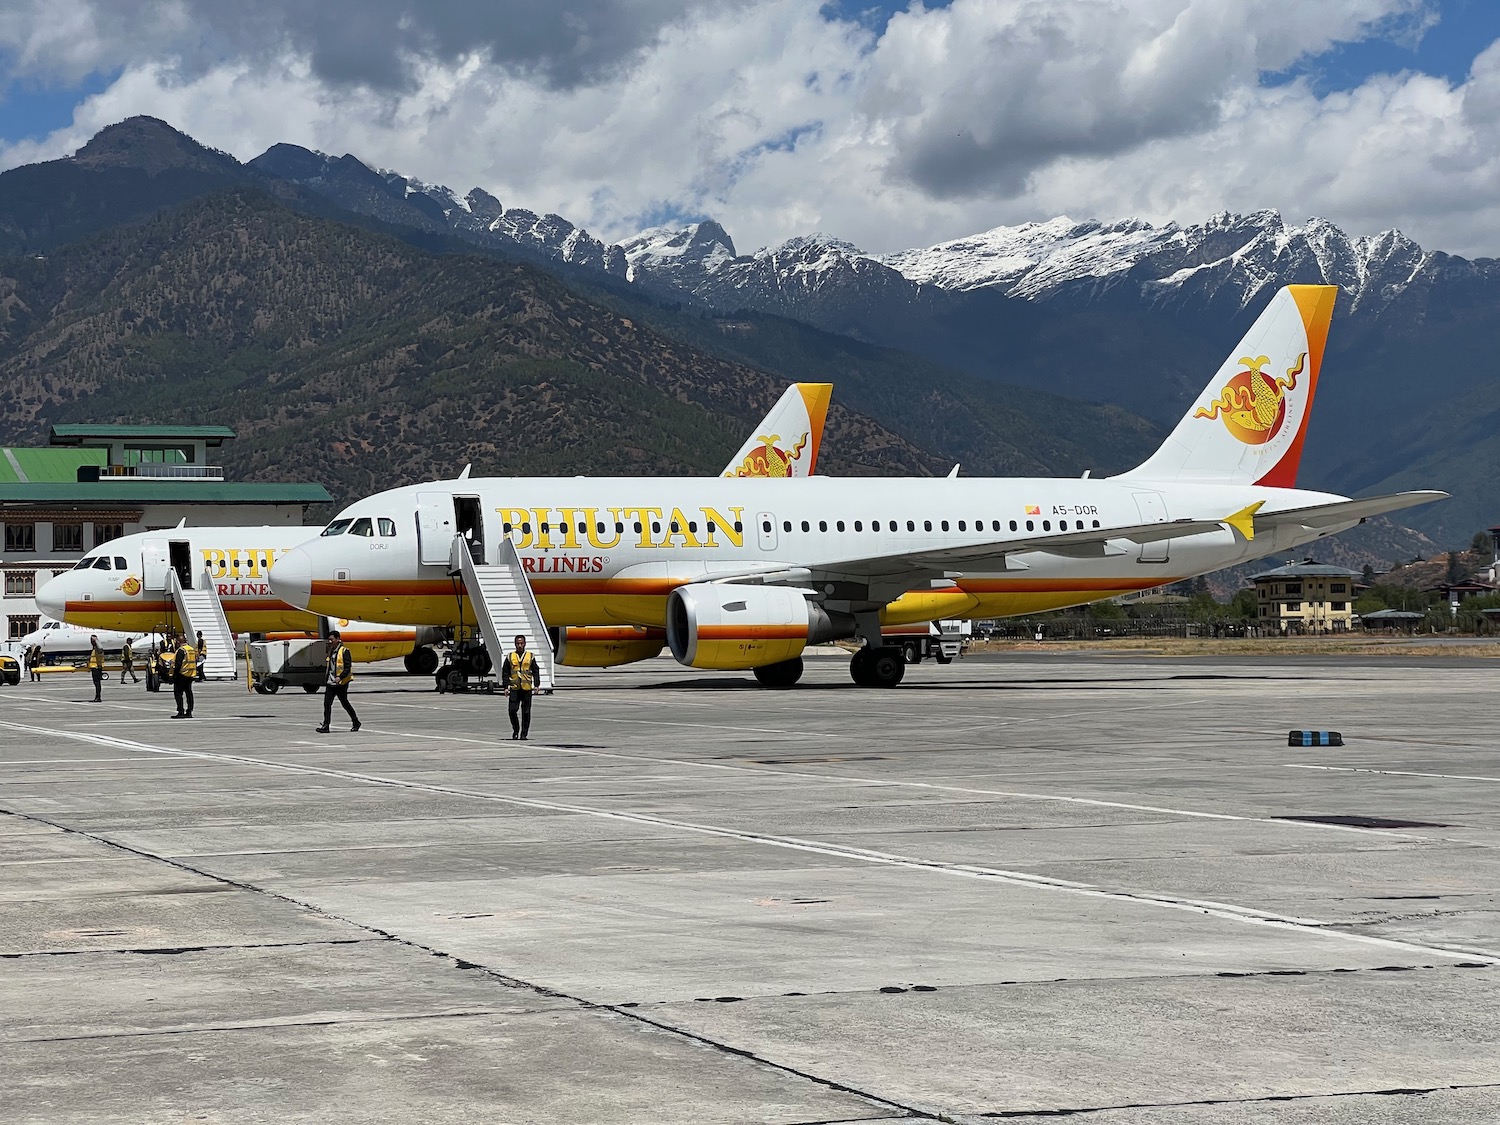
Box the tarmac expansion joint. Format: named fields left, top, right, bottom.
left=977, top=1080, right=1500, bottom=1119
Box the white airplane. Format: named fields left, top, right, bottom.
left=16, top=618, right=160, bottom=661
left=36, top=388, right=834, bottom=673
left=32, top=528, right=448, bottom=670
left=270, top=285, right=1443, bottom=688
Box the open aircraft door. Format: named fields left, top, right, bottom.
left=142, top=539, right=171, bottom=591
left=417, top=492, right=457, bottom=566
left=1132, top=492, right=1170, bottom=563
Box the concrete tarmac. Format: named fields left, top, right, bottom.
left=1, top=650, right=1498, bottom=1123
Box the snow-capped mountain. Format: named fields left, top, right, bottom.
left=248, top=144, right=627, bottom=276
left=876, top=210, right=1470, bottom=315
left=621, top=209, right=1496, bottom=321
left=622, top=223, right=919, bottom=332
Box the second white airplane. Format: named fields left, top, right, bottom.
left=269, top=285, right=1445, bottom=688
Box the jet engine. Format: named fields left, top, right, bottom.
left=665, top=583, right=846, bottom=669
left=553, top=625, right=666, bottom=668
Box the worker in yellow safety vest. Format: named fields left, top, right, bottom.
left=316, top=629, right=360, bottom=734
left=86, top=636, right=105, bottom=702
left=171, top=635, right=197, bottom=719
left=502, top=634, right=539, bottom=741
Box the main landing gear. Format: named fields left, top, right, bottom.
left=753, top=656, right=804, bottom=689
left=403, top=646, right=440, bottom=676
left=850, top=645, right=905, bottom=688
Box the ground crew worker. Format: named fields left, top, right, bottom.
left=121, top=636, right=140, bottom=684
left=316, top=629, right=360, bottom=733
left=87, top=636, right=105, bottom=702
left=171, top=633, right=196, bottom=718
left=29, top=644, right=43, bottom=681
left=195, top=630, right=207, bottom=681
left=502, top=634, right=538, bottom=741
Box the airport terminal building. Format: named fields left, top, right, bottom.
left=0, top=425, right=328, bottom=646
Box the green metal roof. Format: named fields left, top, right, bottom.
left=0, top=482, right=330, bottom=504
left=0, top=448, right=105, bottom=484
left=49, top=424, right=237, bottom=444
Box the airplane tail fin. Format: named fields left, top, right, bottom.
left=1116, top=285, right=1337, bottom=487
left=723, top=383, right=832, bottom=478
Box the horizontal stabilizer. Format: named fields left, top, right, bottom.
left=1257, top=491, right=1448, bottom=531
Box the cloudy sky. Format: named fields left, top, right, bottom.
left=3, top=0, right=1500, bottom=256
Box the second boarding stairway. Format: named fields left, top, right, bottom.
left=455, top=537, right=555, bottom=692
left=168, top=568, right=237, bottom=680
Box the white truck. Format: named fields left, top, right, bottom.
left=885, top=619, right=972, bottom=666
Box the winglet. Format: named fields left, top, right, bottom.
left=1224, top=501, right=1264, bottom=541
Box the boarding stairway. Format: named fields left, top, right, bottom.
left=455, top=538, right=555, bottom=691
left=168, top=568, right=237, bottom=680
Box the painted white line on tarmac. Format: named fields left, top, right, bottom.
left=0, top=716, right=1489, bottom=965
left=1289, top=763, right=1500, bottom=784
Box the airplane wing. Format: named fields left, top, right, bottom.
left=707, top=507, right=1259, bottom=589
left=824, top=513, right=1249, bottom=578
left=1255, top=491, right=1448, bottom=531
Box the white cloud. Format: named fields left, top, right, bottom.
left=7, top=0, right=1500, bottom=258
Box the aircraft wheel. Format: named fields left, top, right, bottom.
left=902, top=641, right=922, bottom=665
left=408, top=646, right=440, bottom=676
left=303, top=683, right=320, bottom=694
left=253, top=683, right=269, bottom=695
left=262, top=679, right=281, bottom=694
left=866, top=647, right=905, bottom=688
left=849, top=648, right=873, bottom=687
left=753, top=656, right=804, bottom=689
left=469, top=649, right=493, bottom=676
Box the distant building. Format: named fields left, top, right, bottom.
left=1, top=425, right=329, bottom=644
left=1247, top=560, right=1361, bottom=633
left=1360, top=608, right=1424, bottom=632
left=1428, top=579, right=1496, bottom=618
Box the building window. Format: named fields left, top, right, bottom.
left=94, top=522, right=124, bottom=544
left=1331, top=583, right=1347, bottom=594
left=4, top=571, right=35, bottom=596
left=4, top=523, right=35, bottom=552
left=1286, top=582, right=1302, bottom=595
left=8, top=615, right=38, bottom=639
left=53, top=524, right=84, bottom=552
left=1288, top=602, right=1302, bottom=612
left=1332, top=602, right=1347, bottom=611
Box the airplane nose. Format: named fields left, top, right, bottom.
left=35, top=576, right=67, bottom=619
left=269, top=547, right=313, bottom=608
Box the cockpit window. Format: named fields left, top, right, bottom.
left=92, top=557, right=113, bottom=570
left=321, top=520, right=353, bottom=537
left=349, top=517, right=374, bottom=537
left=115, top=557, right=128, bottom=569
left=378, top=518, right=397, bottom=537
left=72, top=558, right=94, bottom=570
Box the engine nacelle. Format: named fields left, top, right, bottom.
left=667, top=583, right=845, bottom=670
left=552, top=625, right=666, bottom=668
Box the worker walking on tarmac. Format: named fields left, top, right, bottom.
left=503, top=634, right=538, bottom=741
left=87, top=635, right=105, bottom=702
left=316, top=629, right=360, bottom=734
left=171, top=633, right=196, bottom=718
left=195, top=630, right=207, bottom=681
left=120, top=636, right=140, bottom=684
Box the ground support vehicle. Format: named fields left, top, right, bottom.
left=248, top=638, right=327, bottom=695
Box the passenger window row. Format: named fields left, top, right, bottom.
left=771, top=517, right=1105, bottom=534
